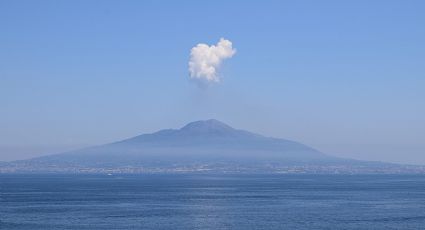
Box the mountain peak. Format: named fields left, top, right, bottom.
left=180, top=119, right=234, bottom=134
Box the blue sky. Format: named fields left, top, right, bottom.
left=1, top=0, right=424, bottom=163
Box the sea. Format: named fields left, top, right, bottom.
left=1, top=174, right=425, bottom=230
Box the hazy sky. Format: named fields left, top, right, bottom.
left=1, top=0, right=424, bottom=164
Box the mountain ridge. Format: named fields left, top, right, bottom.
left=22, top=119, right=335, bottom=165
left=3, top=119, right=422, bottom=174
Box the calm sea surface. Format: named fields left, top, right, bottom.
left=1, top=174, right=425, bottom=229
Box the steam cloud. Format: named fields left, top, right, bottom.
left=188, top=38, right=236, bottom=83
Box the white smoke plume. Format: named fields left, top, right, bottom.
left=188, top=38, right=236, bottom=83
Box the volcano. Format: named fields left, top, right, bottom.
left=5, top=119, right=396, bottom=173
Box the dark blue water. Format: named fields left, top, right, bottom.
left=1, top=174, right=425, bottom=229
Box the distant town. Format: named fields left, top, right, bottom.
left=2, top=162, right=425, bottom=174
